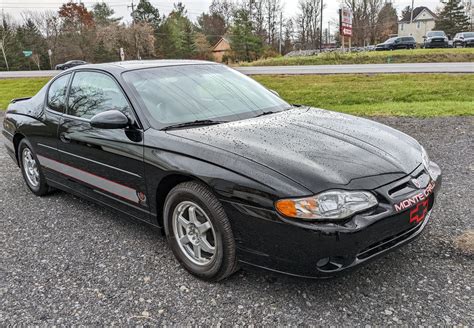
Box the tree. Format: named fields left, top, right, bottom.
left=157, top=3, right=196, bottom=59
left=58, top=2, right=95, bottom=60
left=210, top=0, right=236, bottom=26
left=229, top=9, right=263, bottom=62
left=264, top=0, right=282, bottom=47
left=93, top=2, right=121, bottom=26
left=193, top=32, right=212, bottom=59
left=0, top=13, right=15, bottom=70
left=376, top=2, right=398, bottom=42
left=435, top=0, right=470, bottom=37
left=196, top=12, right=227, bottom=46
left=282, top=18, right=295, bottom=54
left=132, top=0, right=162, bottom=30
left=401, top=5, right=411, bottom=21
left=296, top=0, right=322, bottom=49
left=58, top=2, right=94, bottom=28
left=16, top=19, right=49, bottom=69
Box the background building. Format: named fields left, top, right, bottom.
left=398, top=6, right=438, bottom=43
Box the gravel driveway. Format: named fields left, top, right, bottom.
left=1, top=112, right=473, bottom=326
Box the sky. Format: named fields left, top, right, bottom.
left=0, top=0, right=444, bottom=27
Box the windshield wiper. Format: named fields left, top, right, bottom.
left=162, top=120, right=227, bottom=131
left=255, top=111, right=277, bottom=117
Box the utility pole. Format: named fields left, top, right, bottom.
left=128, top=0, right=140, bottom=60
left=320, top=0, right=324, bottom=52
left=327, top=21, right=330, bottom=44
left=279, top=11, right=283, bottom=55
left=410, top=0, right=415, bottom=23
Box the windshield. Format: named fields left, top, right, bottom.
left=385, top=37, right=397, bottom=43
left=463, top=32, right=474, bottom=38
left=123, top=64, right=291, bottom=129
left=427, top=31, right=445, bottom=37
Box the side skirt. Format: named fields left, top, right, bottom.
left=46, top=177, right=162, bottom=230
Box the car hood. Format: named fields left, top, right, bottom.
left=167, top=108, right=422, bottom=193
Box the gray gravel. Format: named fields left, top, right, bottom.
left=1, top=112, right=473, bottom=326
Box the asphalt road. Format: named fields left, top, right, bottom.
left=0, top=62, right=473, bottom=78
left=1, top=111, right=473, bottom=325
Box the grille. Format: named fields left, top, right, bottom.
left=356, top=215, right=427, bottom=260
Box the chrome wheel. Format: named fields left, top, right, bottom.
left=172, top=201, right=217, bottom=266
left=22, top=148, right=39, bottom=187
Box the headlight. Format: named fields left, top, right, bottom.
left=421, top=146, right=435, bottom=179
left=275, top=190, right=378, bottom=221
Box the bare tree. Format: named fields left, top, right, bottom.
left=296, top=0, right=321, bottom=49
left=264, top=0, right=282, bottom=46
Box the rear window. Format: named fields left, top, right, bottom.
left=427, top=31, right=446, bottom=37
left=47, top=74, right=71, bottom=112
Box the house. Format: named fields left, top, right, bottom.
left=398, top=6, right=438, bottom=43
left=211, top=37, right=231, bottom=63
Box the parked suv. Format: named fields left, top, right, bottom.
left=453, top=32, right=474, bottom=48
left=423, top=31, right=449, bottom=48
left=375, top=37, right=416, bottom=51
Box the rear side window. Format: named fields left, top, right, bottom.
left=68, top=71, right=131, bottom=120
left=47, top=74, right=70, bottom=112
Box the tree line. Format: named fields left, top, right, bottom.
left=0, top=0, right=472, bottom=70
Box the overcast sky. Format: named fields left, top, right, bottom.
left=0, top=0, right=444, bottom=27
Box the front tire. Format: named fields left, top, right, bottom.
left=164, top=181, right=238, bottom=281
left=18, top=139, right=52, bottom=196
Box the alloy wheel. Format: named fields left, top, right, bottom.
left=172, top=201, right=217, bottom=266
left=22, top=148, right=40, bottom=187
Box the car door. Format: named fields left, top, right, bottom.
left=393, top=38, right=401, bottom=49
left=34, top=73, right=72, bottom=182
left=56, top=70, right=150, bottom=222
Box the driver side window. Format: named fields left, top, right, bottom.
left=68, top=71, right=131, bottom=120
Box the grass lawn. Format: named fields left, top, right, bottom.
left=0, top=74, right=473, bottom=117
left=254, top=74, right=474, bottom=117
left=0, top=77, right=50, bottom=110
left=242, top=48, right=474, bottom=66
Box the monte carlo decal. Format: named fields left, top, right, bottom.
left=2, top=60, right=442, bottom=281
left=394, top=181, right=436, bottom=213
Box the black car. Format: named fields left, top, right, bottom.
left=423, top=31, right=449, bottom=48
left=375, top=36, right=416, bottom=51
left=453, top=32, right=474, bottom=48
left=55, top=60, right=87, bottom=70
left=2, top=61, right=441, bottom=281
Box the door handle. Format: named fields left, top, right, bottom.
left=60, top=132, right=71, bottom=143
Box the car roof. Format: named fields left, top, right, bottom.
left=69, top=60, right=220, bottom=74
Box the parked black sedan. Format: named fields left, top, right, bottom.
left=423, top=31, right=449, bottom=48
left=2, top=61, right=441, bottom=281
left=55, top=60, right=87, bottom=70
left=375, top=36, right=416, bottom=51
left=453, top=32, right=474, bottom=48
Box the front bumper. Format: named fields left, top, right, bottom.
left=425, top=40, right=448, bottom=48
left=223, top=163, right=441, bottom=278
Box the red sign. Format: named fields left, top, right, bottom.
left=340, top=7, right=353, bottom=37
left=341, top=28, right=352, bottom=37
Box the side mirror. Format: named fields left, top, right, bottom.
left=423, top=36, right=427, bottom=39
left=270, top=89, right=280, bottom=97
left=90, top=110, right=129, bottom=129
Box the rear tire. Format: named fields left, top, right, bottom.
left=164, top=181, right=238, bottom=281
left=18, top=139, right=52, bottom=196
